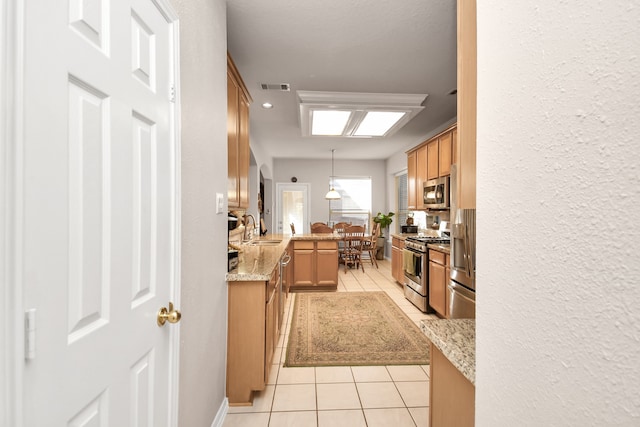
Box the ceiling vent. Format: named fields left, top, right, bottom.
left=259, top=83, right=291, bottom=92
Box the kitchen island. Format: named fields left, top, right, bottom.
left=421, top=319, right=475, bottom=426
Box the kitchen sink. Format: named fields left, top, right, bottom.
left=247, top=240, right=282, bottom=246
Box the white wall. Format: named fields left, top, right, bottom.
left=170, top=0, right=229, bottom=425
left=477, top=3, right=640, bottom=426
left=273, top=158, right=386, bottom=231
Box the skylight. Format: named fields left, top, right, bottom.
left=298, top=91, right=427, bottom=138
left=353, top=111, right=407, bottom=137
left=311, top=110, right=352, bottom=135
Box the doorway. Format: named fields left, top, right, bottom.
left=275, top=183, right=310, bottom=235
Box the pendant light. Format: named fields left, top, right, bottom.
left=325, top=149, right=341, bottom=200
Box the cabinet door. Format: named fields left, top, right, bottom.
left=452, top=127, right=458, bottom=165
left=429, top=260, right=447, bottom=317
left=238, top=95, right=250, bottom=208
left=264, top=286, right=277, bottom=381
left=439, top=132, right=452, bottom=176
left=430, top=344, right=475, bottom=427
left=392, top=245, right=403, bottom=284
left=427, top=140, right=439, bottom=180
left=416, top=145, right=428, bottom=208
left=227, top=73, right=240, bottom=208
left=407, top=151, right=417, bottom=209
left=316, top=247, right=338, bottom=286
left=293, top=248, right=314, bottom=286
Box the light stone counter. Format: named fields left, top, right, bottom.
left=427, top=243, right=450, bottom=254
left=420, top=319, right=475, bottom=384
left=226, top=233, right=342, bottom=282
left=390, top=233, right=418, bottom=241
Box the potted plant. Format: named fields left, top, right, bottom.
left=373, top=212, right=394, bottom=259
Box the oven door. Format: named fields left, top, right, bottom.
left=403, top=248, right=426, bottom=294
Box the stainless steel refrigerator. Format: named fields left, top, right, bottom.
left=448, top=165, right=476, bottom=318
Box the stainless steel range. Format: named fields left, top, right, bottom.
left=403, top=234, right=450, bottom=312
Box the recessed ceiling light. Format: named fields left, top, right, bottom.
left=262, top=102, right=273, bottom=109
left=298, top=91, right=427, bottom=138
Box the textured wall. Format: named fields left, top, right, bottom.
left=476, top=2, right=640, bottom=426
left=170, top=0, right=229, bottom=425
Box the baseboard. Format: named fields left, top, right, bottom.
left=210, top=397, right=229, bottom=427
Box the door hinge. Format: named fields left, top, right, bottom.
left=25, top=309, right=36, bottom=361
left=169, top=84, right=176, bottom=103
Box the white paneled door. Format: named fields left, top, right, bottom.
left=21, top=0, right=180, bottom=426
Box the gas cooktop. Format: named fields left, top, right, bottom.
left=406, top=235, right=450, bottom=243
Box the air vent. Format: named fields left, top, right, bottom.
left=259, top=83, right=291, bottom=92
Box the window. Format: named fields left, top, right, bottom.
left=328, top=176, right=372, bottom=230
left=396, top=173, right=408, bottom=233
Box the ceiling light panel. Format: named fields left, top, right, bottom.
left=298, top=91, right=427, bottom=138
left=353, top=111, right=407, bottom=136
left=311, top=110, right=352, bottom=135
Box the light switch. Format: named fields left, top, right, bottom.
left=216, top=193, right=224, bottom=214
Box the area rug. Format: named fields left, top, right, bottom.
left=284, top=292, right=430, bottom=367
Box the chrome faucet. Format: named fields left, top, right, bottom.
left=243, top=214, right=257, bottom=241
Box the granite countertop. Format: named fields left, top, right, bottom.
left=390, top=233, right=418, bottom=241
left=427, top=243, right=450, bottom=254
left=420, top=319, right=475, bottom=384
left=226, top=233, right=342, bottom=282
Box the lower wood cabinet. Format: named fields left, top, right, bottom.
left=428, top=249, right=449, bottom=318
left=391, top=237, right=405, bottom=284
left=430, top=343, right=475, bottom=427
left=291, top=240, right=338, bottom=290
left=227, top=265, right=280, bottom=405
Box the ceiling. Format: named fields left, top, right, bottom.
left=226, top=0, right=457, bottom=161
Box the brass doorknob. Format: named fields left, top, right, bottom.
left=157, top=302, right=182, bottom=326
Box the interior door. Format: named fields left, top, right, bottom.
left=21, top=0, right=180, bottom=425
left=275, top=183, right=310, bottom=235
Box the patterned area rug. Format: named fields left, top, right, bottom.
left=284, top=292, right=430, bottom=367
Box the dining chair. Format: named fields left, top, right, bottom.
left=311, top=223, right=333, bottom=233
left=362, top=222, right=380, bottom=268
left=342, top=225, right=365, bottom=273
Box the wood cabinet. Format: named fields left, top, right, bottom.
left=439, top=132, right=452, bottom=177
left=227, top=264, right=280, bottom=405
left=407, top=150, right=417, bottom=209
left=227, top=53, right=252, bottom=209
left=406, top=124, right=456, bottom=209
left=430, top=343, right=475, bottom=427
left=427, top=139, right=439, bottom=180
left=428, top=249, right=447, bottom=317
left=445, top=256, right=451, bottom=318
left=457, top=0, right=477, bottom=209
left=291, top=240, right=339, bottom=290
left=391, top=237, right=405, bottom=284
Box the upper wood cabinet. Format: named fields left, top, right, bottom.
left=407, top=150, right=417, bottom=209
left=427, top=139, right=439, bottom=180
left=439, top=132, right=452, bottom=177
left=457, top=0, right=477, bottom=209
left=407, top=124, right=456, bottom=210
left=227, top=53, right=252, bottom=209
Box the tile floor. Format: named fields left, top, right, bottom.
left=223, top=258, right=438, bottom=427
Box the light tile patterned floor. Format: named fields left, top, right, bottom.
left=223, top=259, right=438, bottom=427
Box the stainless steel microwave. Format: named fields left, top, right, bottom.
left=423, top=176, right=449, bottom=209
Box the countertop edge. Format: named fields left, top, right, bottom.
left=420, top=319, right=476, bottom=385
